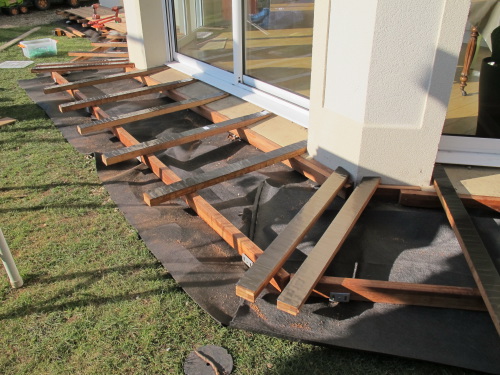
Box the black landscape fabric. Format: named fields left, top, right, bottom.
left=19, top=72, right=500, bottom=373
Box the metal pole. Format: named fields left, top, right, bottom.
left=0, top=228, right=23, bottom=288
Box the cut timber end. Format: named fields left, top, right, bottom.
left=235, top=285, right=257, bottom=302
left=276, top=300, right=299, bottom=315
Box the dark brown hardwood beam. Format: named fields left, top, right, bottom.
left=144, top=140, right=308, bottom=206
left=433, top=165, right=500, bottom=335
left=59, top=78, right=196, bottom=113
left=32, top=61, right=134, bottom=74
left=44, top=65, right=168, bottom=94
left=102, top=110, right=272, bottom=165
left=277, top=177, right=381, bottom=315
left=68, top=51, right=129, bottom=58
left=77, top=92, right=229, bottom=135
left=236, top=167, right=349, bottom=302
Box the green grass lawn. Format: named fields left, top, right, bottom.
left=0, top=22, right=480, bottom=375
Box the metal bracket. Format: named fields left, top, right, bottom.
left=241, top=253, right=254, bottom=268
left=329, top=292, right=350, bottom=303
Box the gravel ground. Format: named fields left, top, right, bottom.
left=0, top=6, right=74, bottom=29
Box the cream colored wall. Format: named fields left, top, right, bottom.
left=100, top=0, right=123, bottom=7
left=123, top=0, right=170, bottom=69
left=307, top=0, right=471, bottom=186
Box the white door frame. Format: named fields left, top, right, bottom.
left=165, top=0, right=311, bottom=127
left=437, top=135, right=500, bottom=168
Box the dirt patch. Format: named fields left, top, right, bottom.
left=0, top=6, right=72, bottom=29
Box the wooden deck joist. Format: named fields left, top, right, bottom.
left=49, top=71, right=290, bottom=291
left=433, top=165, right=500, bottom=335
left=144, top=140, right=308, bottom=206
left=59, top=78, right=196, bottom=113
left=277, top=177, right=381, bottom=315
left=314, top=276, right=486, bottom=311
left=400, top=189, right=500, bottom=212
left=32, top=61, right=134, bottom=74
left=77, top=92, right=229, bottom=135
left=91, top=42, right=128, bottom=48
left=44, top=65, right=168, bottom=94
left=102, top=110, right=272, bottom=165
left=236, top=167, right=349, bottom=302
left=68, top=51, right=129, bottom=58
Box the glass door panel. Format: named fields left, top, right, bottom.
left=244, top=0, right=314, bottom=98
left=173, top=0, right=234, bottom=72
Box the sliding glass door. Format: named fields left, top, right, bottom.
left=171, top=0, right=314, bottom=102
left=244, top=0, right=314, bottom=97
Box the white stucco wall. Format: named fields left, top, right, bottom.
left=123, top=0, right=170, bottom=69
left=308, top=0, right=471, bottom=186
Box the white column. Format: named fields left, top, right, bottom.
left=307, top=0, right=470, bottom=186
left=123, top=0, right=171, bottom=69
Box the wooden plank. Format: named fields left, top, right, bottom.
left=91, top=42, right=128, bottom=48
left=277, top=177, right=381, bottom=315
left=400, top=189, right=500, bottom=212
left=313, top=276, right=486, bottom=311
left=433, top=165, right=500, bottom=335
left=77, top=92, right=229, bottom=135
left=68, top=51, right=129, bottom=58
left=50, top=71, right=290, bottom=291
left=236, top=167, right=349, bottom=302
left=35, top=59, right=129, bottom=68
left=102, top=110, right=272, bottom=165
left=0, top=27, right=41, bottom=52
left=0, top=117, right=16, bottom=127
left=144, top=140, right=307, bottom=206
left=32, top=61, right=134, bottom=74
left=44, top=66, right=169, bottom=94
left=59, top=78, right=196, bottom=113
left=66, top=27, right=86, bottom=38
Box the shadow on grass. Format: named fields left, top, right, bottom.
left=0, top=103, right=51, bottom=123
left=0, top=182, right=102, bottom=191
left=0, top=203, right=117, bottom=213
left=0, top=263, right=178, bottom=321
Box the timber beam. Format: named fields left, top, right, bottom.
left=59, top=78, right=196, bottom=113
